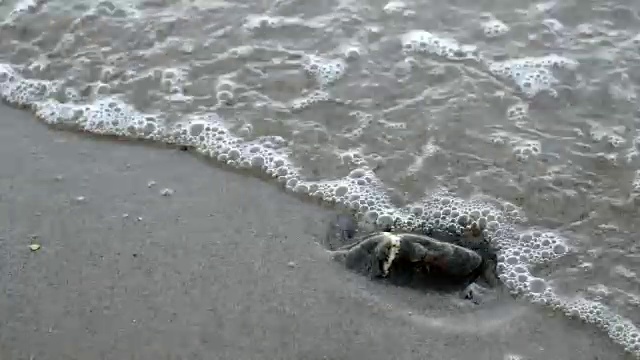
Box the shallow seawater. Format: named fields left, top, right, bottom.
left=1, top=0, right=640, bottom=357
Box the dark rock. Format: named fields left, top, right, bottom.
left=325, top=212, right=501, bottom=294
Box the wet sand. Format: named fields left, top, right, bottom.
left=0, top=103, right=630, bottom=360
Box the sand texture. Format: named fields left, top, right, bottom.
left=0, top=104, right=630, bottom=359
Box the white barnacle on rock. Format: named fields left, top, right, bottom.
left=380, top=232, right=401, bottom=276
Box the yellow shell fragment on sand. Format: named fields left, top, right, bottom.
left=28, top=244, right=41, bottom=251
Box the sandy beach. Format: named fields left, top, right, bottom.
left=0, top=103, right=630, bottom=360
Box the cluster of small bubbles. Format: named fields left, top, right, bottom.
left=560, top=298, right=640, bottom=356
left=49, top=32, right=77, bottom=57
left=61, top=87, right=79, bottom=102
left=0, top=66, right=56, bottom=108
left=341, top=45, right=363, bottom=62
left=162, top=37, right=196, bottom=55
left=587, top=123, right=609, bottom=142
left=340, top=150, right=367, bottom=167
left=497, top=66, right=557, bottom=97
left=90, top=0, right=134, bottom=18
left=159, top=67, right=187, bottom=95
left=169, top=114, right=298, bottom=181
left=627, top=294, right=640, bottom=308
left=378, top=118, right=407, bottom=130
left=593, top=152, right=619, bottom=167
left=497, top=231, right=568, bottom=271
left=1, top=64, right=299, bottom=181
left=293, top=168, right=403, bottom=225
left=489, top=131, right=511, bottom=146
left=342, top=111, right=375, bottom=138
left=533, top=53, right=580, bottom=69
left=608, top=135, right=626, bottom=149
left=400, top=30, right=479, bottom=61
left=215, top=78, right=237, bottom=106
left=363, top=153, right=384, bottom=169
left=391, top=58, right=414, bottom=78
left=290, top=90, right=330, bottom=111
left=503, top=354, right=525, bottom=360
left=223, top=45, right=255, bottom=60
left=587, top=284, right=612, bottom=300
left=541, top=18, right=564, bottom=33
left=87, top=98, right=159, bottom=137
left=349, top=111, right=373, bottom=124
left=302, top=55, right=347, bottom=87
left=237, top=123, right=253, bottom=138
left=100, top=66, right=120, bottom=83
left=498, top=262, right=549, bottom=297
left=622, top=149, right=639, bottom=166
left=613, top=265, right=637, bottom=281
left=506, top=102, right=529, bottom=121
left=4, top=0, right=40, bottom=22
left=243, top=14, right=310, bottom=31
left=523, top=286, right=560, bottom=307
left=512, top=139, right=541, bottom=161
left=91, top=82, right=112, bottom=98
left=365, top=25, right=384, bottom=42
left=397, top=190, right=507, bottom=238
left=622, top=136, right=640, bottom=165
left=244, top=15, right=279, bottom=30
left=586, top=122, right=627, bottom=149
left=573, top=23, right=610, bottom=39
left=488, top=226, right=580, bottom=320
left=488, top=55, right=578, bottom=98
left=500, top=201, right=525, bottom=223
left=481, top=19, right=510, bottom=38
left=25, top=58, right=50, bottom=77
left=33, top=99, right=85, bottom=126
left=382, top=1, right=412, bottom=16
left=30, top=96, right=165, bottom=141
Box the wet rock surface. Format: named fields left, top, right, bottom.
left=325, top=212, right=501, bottom=300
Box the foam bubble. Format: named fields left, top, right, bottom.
left=488, top=55, right=578, bottom=98
left=302, top=55, right=347, bottom=87
left=512, top=139, right=541, bottom=161
left=244, top=15, right=283, bottom=30
left=586, top=121, right=627, bottom=149
left=482, top=19, right=510, bottom=38
left=0, top=64, right=58, bottom=107
left=243, top=14, right=322, bottom=31
left=401, top=30, right=479, bottom=61
left=561, top=298, right=640, bottom=354
left=3, top=0, right=40, bottom=22
left=504, top=354, right=525, bottom=360
left=382, top=1, right=410, bottom=15
left=290, top=90, right=330, bottom=111
left=506, top=103, right=529, bottom=121
left=542, top=18, right=564, bottom=33
left=341, top=45, right=363, bottom=62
